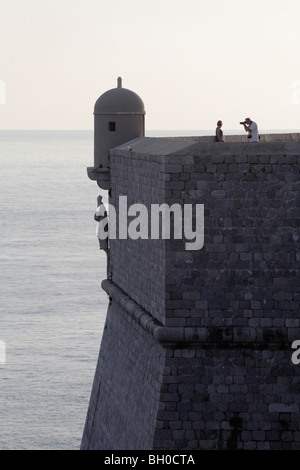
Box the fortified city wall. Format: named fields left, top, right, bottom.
left=81, top=135, right=300, bottom=450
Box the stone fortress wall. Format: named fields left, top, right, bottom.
left=81, top=135, right=300, bottom=450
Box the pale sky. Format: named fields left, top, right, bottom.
left=0, top=0, right=299, bottom=131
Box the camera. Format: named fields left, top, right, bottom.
left=240, top=121, right=247, bottom=125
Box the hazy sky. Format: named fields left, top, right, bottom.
left=0, top=0, right=299, bottom=130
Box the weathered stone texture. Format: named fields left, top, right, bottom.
left=109, top=142, right=299, bottom=332
left=109, top=151, right=167, bottom=324
left=81, top=139, right=300, bottom=450
left=81, top=299, right=166, bottom=450
left=154, top=348, right=300, bottom=450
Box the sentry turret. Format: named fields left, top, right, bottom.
left=87, top=77, right=145, bottom=189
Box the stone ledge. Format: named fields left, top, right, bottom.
left=110, top=135, right=300, bottom=159
left=101, top=279, right=295, bottom=348
left=87, top=166, right=110, bottom=190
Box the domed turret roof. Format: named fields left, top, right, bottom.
left=94, top=77, right=145, bottom=115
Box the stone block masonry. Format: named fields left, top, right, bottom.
left=81, top=137, right=300, bottom=450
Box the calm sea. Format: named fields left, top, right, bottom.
left=0, top=130, right=107, bottom=450
left=0, top=129, right=297, bottom=450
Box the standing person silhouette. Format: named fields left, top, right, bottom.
left=241, top=117, right=259, bottom=142
left=216, top=120, right=224, bottom=142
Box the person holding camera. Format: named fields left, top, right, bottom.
left=240, top=117, right=259, bottom=142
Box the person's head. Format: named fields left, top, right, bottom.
left=245, top=117, right=252, bottom=125
left=217, top=120, right=223, bottom=127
